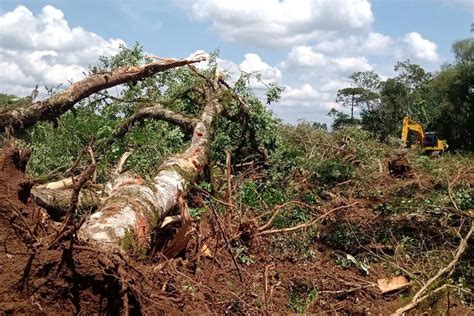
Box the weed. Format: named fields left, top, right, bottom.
left=288, top=281, right=318, bottom=313
left=189, top=207, right=206, bottom=221
left=270, top=228, right=318, bottom=262
left=233, top=245, right=255, bottom=266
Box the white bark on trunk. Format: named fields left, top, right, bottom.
left=78, top=89, right=222, bottom=251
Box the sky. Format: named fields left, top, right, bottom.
left=0, top=0, right=472, bottom=125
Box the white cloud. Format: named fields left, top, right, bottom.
left=310, top=31, right=440, bottom=64
left=182, top=0, right=373, bottom=47
left=0, top=5, right=125, bottom=96
left=284, top=46, right=327, bottom=67
left=282, top=46, right=372, bottom=74
left=314, top=32, right=392, bottom=56
left=239, top=53, right=282, bottom=87
left=333, top=56, right=372, bottom=72
left=438, top=0, right=474, bottom=11
left=273, top=82, right=344, bottom=125
left=319, top=79, right=351, bottom=93
left=403, top=32, right=440, bottom=63
left=208, top=29, right=440, bottom=124
left=283, top=84, right=320, bottom=102
left=275, top=29, right=441, bottom=123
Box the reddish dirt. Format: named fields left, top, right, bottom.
left=388, top=151, right=412, bottom=178
left=0, top=147, right=132, bottom=314
left=0, top=146, right=470, bottom=314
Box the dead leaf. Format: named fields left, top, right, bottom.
left=377, top=276, right=410, bottom=294
left=200, top=244, right=213, bottom=258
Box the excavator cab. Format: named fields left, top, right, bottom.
left=423, top=132, right=437, bottom=148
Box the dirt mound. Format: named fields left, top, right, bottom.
left=388, top=150, right=412, bottom=178
left=0, top=147, right=118, bottom=314
left=0, top=147, right=32, bottom=208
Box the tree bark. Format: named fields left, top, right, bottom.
left=0, top=55, right=205, bottom=132
left=31, top=187, right=102, bottom=219
left=77, top=80, right=223, bottom=251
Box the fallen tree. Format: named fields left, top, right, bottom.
left=77, top=70, right=227, bottom=251
left=1, top=47, right=271, bottom=253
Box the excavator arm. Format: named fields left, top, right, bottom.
left=401, top=116, right=424, bottom=147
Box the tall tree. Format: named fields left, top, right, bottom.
left=336, top=87, right=365, bottom=119
left=349, top=71, right=381, bottom=111
left=335, top=71, right=381, bottom=121
left=452, top=38, right=474, bottom=65
left=430, top=38, right=474, bottom=149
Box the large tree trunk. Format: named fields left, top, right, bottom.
left=0, top=55, right=205, bottom=132
left=77, top=83, right=223, bottom=251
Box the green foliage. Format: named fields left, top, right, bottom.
left=26, top=103, right=116, bottom=178
left=327, top=108, right=360, bottom=130
left=97, top=42, right=146, bottom=71
left=334, top=36, right=473, bottom=150
left=234, top=245, right=255, bottom=266
left=455, top=188, right=474, bottom=210
left=288, top=283, right=318, bottom=313
left=265, top=82, right=285, bottom=105
left=209, top=71, right=281, bottom=164
left=270, top=229, right=318, bottom=262
left=324, top=222, right=370, bottom=250
left=311, top=159, right=354, bottom=186
left=235, top=123, right=388, bottom=218
left=119, top=228, right=148, bottom=259
left=430, top=61, right=473, bottom=150
left=452, top=38, right=474, bottom=64
left=0, top=93, right=23, bottom=110
left=25, top=102, right=186, bottom=180
left=189, top=207, right=207, bottom=221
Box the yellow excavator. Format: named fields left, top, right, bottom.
left=401, top=116, right=448, bottom=154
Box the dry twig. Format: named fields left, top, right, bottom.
left=256, top=202, right=358, bottom=236
left=211, top=208, right=245, bottom=284
left=48, top=164, right=96, bottom=248
left=392, top=221, right=473, bottom=315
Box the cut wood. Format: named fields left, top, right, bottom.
left=36, top=177, right=73, bottom=190
left=377, top=276, right=410, bottom=294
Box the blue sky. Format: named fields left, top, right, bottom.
left=0, top=0, right=472, bottom=124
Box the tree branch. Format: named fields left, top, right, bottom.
left=0, top=55, right=206, bottom=132
left=110, top=103, right=199, bottom=141
left=393, top=222, right=474, bottom=315
left=31, top=187, right=102, bottom=219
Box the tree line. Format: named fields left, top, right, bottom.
left=329, top=36, right=473, bottom=150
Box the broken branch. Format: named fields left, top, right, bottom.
left=256, top=202, right=358, bottom=236
left=393, top=222, right=474, bottom=315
